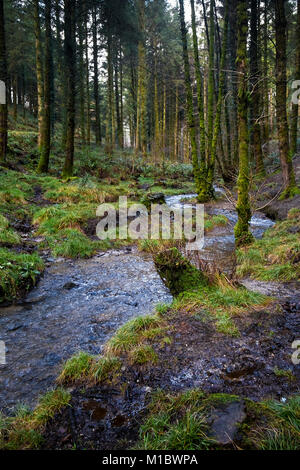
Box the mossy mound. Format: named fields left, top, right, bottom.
left=154, top=247, right=208, bottom=296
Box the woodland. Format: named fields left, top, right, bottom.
left=0, top=0, right=299, bottom=452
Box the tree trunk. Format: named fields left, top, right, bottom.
left=179, top=0, right=200, bottom=191
left=234, top=0, right=254, bottom=247
left=106, top=21, right=115, bottom=154
left=207, top=0, right=229, bottom=192
left=92, top=7, right=101, bottom=145
left=62, top=0, right=76, bottom=179
left=0, top=0, right=7, bottom=162
left=190, top=0, right=208, bottom=199
left=262, top=1, right=269, bottom=148
left=78, top=2, right=86, bottom=145
left=136, top=0, right=147, bottom=155
left=33, top=0, right=44, bottom=149
left=250, top=0, right=265, bottom=176
left=290, top=0, right=300, bottom=156
left=37, top=0, right=51, bottom=173
left=85, top=9, right=91, bottom=146
left=275, top=0, right=298, bottom=197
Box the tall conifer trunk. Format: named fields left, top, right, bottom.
left=179, top=0, right=200, bottom=191
left=92, top=7, right=101, bottom=145
left=290, top=0, right=300, bottom=157
left=62, top=0, right=76, bottom=178
left=275, top=0, right=298, bottom=197
left=33, top=0, right=44, bottom=149
left=250, top=0, right=265, bottom=176
left=37, top=0, right=51, bottom=173
left=0, top=0, right=7, bottom=162
left=234, top=0, right=254, bottom=246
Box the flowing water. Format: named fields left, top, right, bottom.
left=165, top=193, right=275, bottom=274
left=0, top=249, right=172, bottom=412
left=0, top=191, right=294, bottom=413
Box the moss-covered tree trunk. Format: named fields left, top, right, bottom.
left=179, top=0, right=200, bottom=190
left=250, top=0, right=265, bottom=177
left=228, top=0, right=238, bottom=166
left=234, top=0, right=254, bottom=247
left=190, top=0, right=208, bottom=200
left=37, top=0, right=51, bottom=173
left=290, top=0, right=300, bottom=157
left=275, top=0, right=298, bottom=198
left=262, top=2, right=269, bottom=149
left=207, top=0, right=229, bottom=196
left=0, top=0, right=7, bottom=163
left=62, top=0, right=76, bottom=179
left=33, top=0, right=44, bottom=150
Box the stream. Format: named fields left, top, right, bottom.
left=0, top=249, right=172, bottom=412
left=0, top=192, right=296, bottom=413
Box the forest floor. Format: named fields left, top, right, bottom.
left=0, top=123, right=299, bottom=450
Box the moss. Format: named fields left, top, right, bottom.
left=154, top=248, right=208, bottom=296
left=273, top=367, right=296, bottom=382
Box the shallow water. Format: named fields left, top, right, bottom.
left=165, top=193, right=275, bottom=273
left=0, top=191, right=289, bottom=413
left=0, top=249, right=172, bottom=412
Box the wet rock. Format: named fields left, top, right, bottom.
left=19, top=295, right=47, bottom=305
left=6, top=322, right=24, bottom=332
left=209, top=401, right=246, bottom=446
left=63, top=282, right=79, bottom=290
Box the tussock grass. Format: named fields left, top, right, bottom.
left=204, top=214, right=228, bottom=232
left=172, top=279, right=270, bottom=336
left=136, top=390, right=300, bottom=450
left=0, top=389, right=71, bottom=450
left=57, top=351, right=122, bottom=385
left=0, top=215, right=20, bottom=245
left=129, top=345, right=158, bottom=365
left=106, top=315, right=164, bottom=355
left=237, top=208, right=300, bottom=281
left=135, top=389, right=213, bottom=450
left=0, top=249, right=44, bottom=302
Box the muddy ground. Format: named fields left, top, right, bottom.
left=42, top=296, right=300, bottom=450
